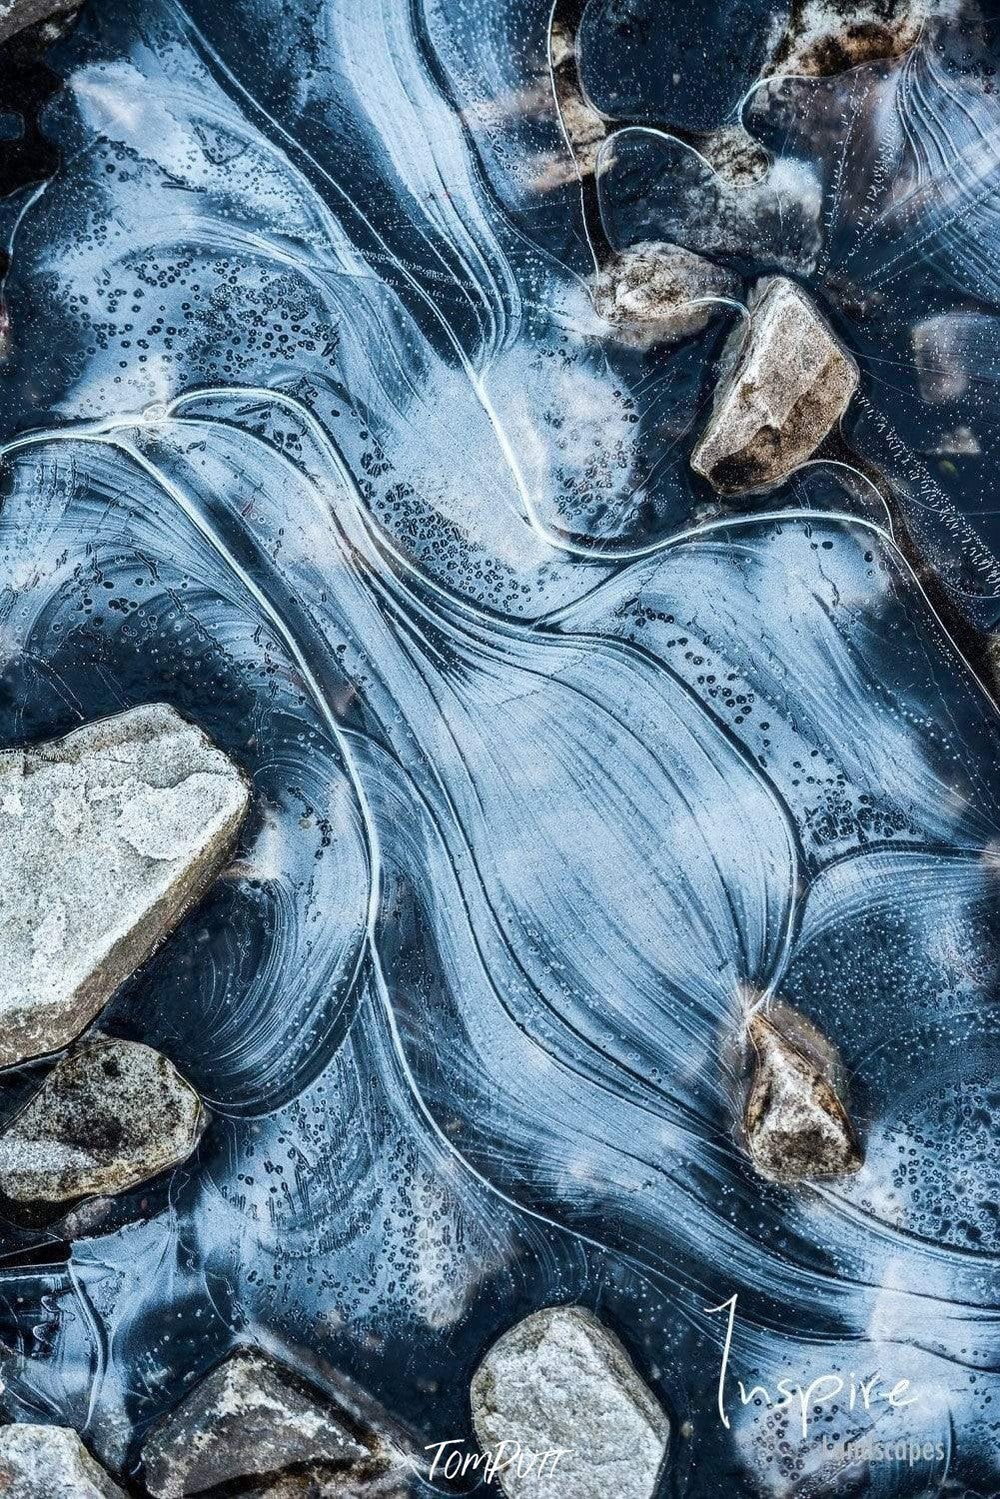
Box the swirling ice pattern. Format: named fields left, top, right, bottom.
left=0, top=0, right=997, bottom=1494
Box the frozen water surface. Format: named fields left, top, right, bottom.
left=0, top=0, right=997, bottom=1493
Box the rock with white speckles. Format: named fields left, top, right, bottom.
left=0, top=704, right=250, bottom=1069
left=0, top=1424, right=127, bottom=1499
left=141, top=1350, right=372, bottom=1498
left=744, top=1004, right=864, bottom=1183
left=471, top=1306, right=669, bottom=1499
left=0, top=1038, right=205, bottom=1204
left=691, top=275, right=858, bottom=493
left=594, top=242, right=738, bottom=348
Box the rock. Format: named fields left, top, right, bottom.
left=0, top=703, right=250, bottom=1069
left=254, top=1464, right=414, bottom=1497
left=0, top=1424, right=127, bottom=1498
left=691, top=275, right=858, bottom=493
left=911, top=313, right=977, bottom=404
left=546, top=19, right=608, bottom=180
left=0, top=0, right=80, bottom=47
left=744, top=1005, right=864, bottom=1183
left=0, top=1038, right=205, bottom=1204
left=593, top=243, right=738, bottom=348
left=698, top=124, right=770, bottom=188
left=649, top=150, right=824, bottom=277
left=471, top=1306, right=669, bottom=1499
left=766, top=0, right=943, bottom=78
left=142, top=1349, right=372, bottom=1498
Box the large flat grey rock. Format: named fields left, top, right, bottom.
left=691, top=275, right=858, bottom=494
left=0, top=1038, right=205, bottom=1204
left=745, top=1006, right=863, bottom=1183
left=471, top=1306, right=668, bottom=1499
left=0, top=704, right=249, bottom=1069
left=142, top=1349, right=371, bottom=1498
left=0, top=1424, right=127, bottom=1498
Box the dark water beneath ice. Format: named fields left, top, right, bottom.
left=0, top=0, right=998, bottom=1493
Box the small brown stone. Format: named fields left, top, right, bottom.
left=593, top=243, right=738, bottom=348
left=745, top=1006, right=863, bottom=1184
left=691, top=276, right=858, bottom=494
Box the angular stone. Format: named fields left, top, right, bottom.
left=593, top=243, right=738, bottom=349
left=691, top=276, right=858, bottom=493
left=471, top=1306, right=668, bottom=1499
left=766, top=0, right=939, bottom=78
left=0, top=704, right=250, bottom=1069
left=0, top=1424, right=127, bottom=1499
left=0, top=0, right=80, bottom=46
left=0, top=1038, right=205, bottom=1204
left=142, top=1349, right=371, bottom=1498
left=745, top=1007, right=863, bottom=1183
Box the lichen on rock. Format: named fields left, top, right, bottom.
left=0, top=1424, right=127, bottom=1499
left=142, top=1349, right=375, bottom=1498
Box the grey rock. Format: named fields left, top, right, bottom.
left=593, top=242, right=738, bottom=348
left=0, top=1424, right=127, bottom=1498
left=766, top=0, right=943, bottom=78
left=0, top=1038, right=205, bottom=1205
left=471, top=1306, right=669, bottom=1499
left=0, top=703, right=250, bottom=1069
left=0, top=0, right=79, bottom=46
left=691, top=275, right=858, bottom=493
left=745, top=1005, right=864, bottom=1183
left=142, top=1349, right=371, bottom=1498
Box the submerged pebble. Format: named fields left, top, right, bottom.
left=593, top=241, right=738, bottom=348
left=744, top=1005, right=864, bottom=1184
